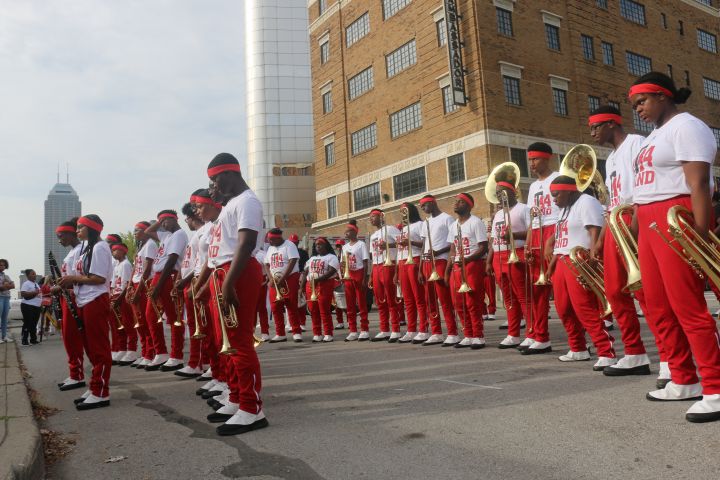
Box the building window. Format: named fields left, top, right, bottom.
left=350, top=123, right=377, bottom=155
left=503, top=76, right=522, bottom=105
left=322, top=91, right=332, bottom=114
left=626, top=51, right=652, bottom=76
left=383, top=0, right=411, bottom=20
left=442, top=86, right=459, bottom=114
left=346, top=12, right=370, bottom=48
left=390, top=102, right=422, bottom=139
left=348, top=66, right=373, bottom=100
left=496, top=8, right=513, bottom=37
left=326, top=196, right=337, bottom=219
left=685, top=70, right=691, bottom=86
left=393, top=167, right=427, bottom=200
left=633, top=110, right=653, bottom=133
left=698, top=29, right=718, bottom=54
left=386, top=39, right=417, bottom=78
left=620, top=0, right=646, bottom=26
left=660, top=13, right=667, bottom=29
left=318, top=0, right=328, bottom=15
left=545, top=24, right=561, bottom=51
left=509, top=148, right=530, bottom=177
left=678, top=21, right=684, bottom=36
left=601, top=41, right=614, bottom=65
left=320, top=41, right=330, bottom=64
left=353, top=182, right=380, bottom=211
left=448, top=154, right=465, bottom=184
left=581, top=35, right=595, bottom=60
left=696, top=0, right=713, bottom=5
left=711, top=127, right=720, bottom=148
left=324, top=142, right=335, bottom=166
left=552, top=88, right=568, bottom=116
left=596, top=0, right=608, bottom=9
left=608, top=101, right=620, bottom=113
left=704, top=77, right=720, bottom=100
left=588, top=95, right=600, bottom=113
left=436, top=18, right=447, bottom=47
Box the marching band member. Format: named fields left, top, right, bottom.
left=487, top=183, right=531, bottom=349
left=265, top=228, right=303, bottom=343
left=129, top=221, right=157, bottom=368
left=587, top=105, right=659, bottom=377
left=368, top=209, right=402, bottom=341
left=418, top=195, right=458, bottom=345
left=523, top=142, right=559, bottom=354
left=110, top=243, right=137, bottom=365
left=395, top=203, right=427, bottom=343
left=546, top=176, right=616, bottom=369
left=333, top=239, right=346, bottom=330
left=341, top=220, right=370, bottom=341
left=302, top=237, right=340, bottom=342
left=144, top=210, right=189, bottom=371
left=254, top=246, right=270, bottom=342
left=59, top=214, right=114, bottom=410
left=481, top=221, right=497, bottom=321
left=629, top=72, right=720, bottom=422
left=53, top=218, right=85, bottom=391
left=446, top=193, right=487, bottom=348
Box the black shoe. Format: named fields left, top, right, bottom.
left=498, top=324, right=508, bottom=330
left=59, top=381, right=86, bottom=392
left=216, top=417, right=269, bottom=436
left=196, top=375, right=211, bottom=382
left=144, top=363, right=162, bottom=371
left=646, top=393, right=702, bottom=402
left=370, top=336, right=389, bottom=342
left=470, top=343, right=486, bottom=350
left=592, top=365, right=607, bottom=372
left=196, top=387, right=209, bottom=396
left=160, top=363, right=184, bottom=372
left=30, top=340, right=39, bottom=345
left=202, top=390, right=223, bottom=400
left=603, top=364, right=651, bottom=377
left=269, top=337, right=287, bottom=343
left=175, top=370, right=201, bottom=378
left=76, top=400, right=110, bottom=410
left=118, top=359, right=135, bottom=366
left=521, top=346, right=552, bottom=355
left=21, top=341, right=29, bottom=346
left=656, top=378, right=671, bottom=389
left=517, top=344, right=530, bottom=352
left=207, top=397, right=222, bottom=407
left=207, top=412, right=234, bottom=423
left=73, top=397, right=88, bottom=405
left=498, top=343, right=519, bottom=350
left=686, top=411, right=720, bottom=423
left=387, top=337, right=399, bottom=343
left=210, top=401, right=223, bottom=411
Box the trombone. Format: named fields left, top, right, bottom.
left=400, top=206, right=414, bottom=265
left=424, top=218, right=440, bottom=282
left=455, top=222, right=473, bottom=293
left=529, top=206, right=549, bottom=286
left=607, top=204, right=641, bottom=292
left=381, top=213, right=394, bottom=267
left=309, top=274, right=318, bottom=301
left=170, top=286, right=184, bottom=328
left=126, top=281, right=142, bottom=329
left=190, top=277, right=207, bottom=339
left=110, top=297, right=125, bottom=331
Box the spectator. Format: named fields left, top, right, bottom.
left=20, top=269, right=42, bottom=345
left=0, top=259, right=15, bottom=342
left=289, top=234, right=309, bottom=272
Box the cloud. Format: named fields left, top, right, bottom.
left=0, top=0, right=247, bottom=274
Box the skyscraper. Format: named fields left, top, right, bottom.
left=44, top=172, right=81, bottom=275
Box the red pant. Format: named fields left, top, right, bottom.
left=451, top=260, right=485, bottom=338
left=183, top=286, right=202, bottom=369
left=110, top=305, right=126, bottom=353
left=421, top=259, right=457, bottom=336
left=634, top=288, right=667, bottom=361
left=399, top=258, right=427, bottom=333
left=120, top=300, right=137, bottom=351
left=60, top=295, right=84, bottom=381
left=131, top=283, right=154, bottom=360
left=269, top=272, right=302, bottom=336
left=637, top=196, right=720, bottom=393
left=306, top=280, right=334, bottom=336
left=156, top=273, right=185, bottom=360
left=527, top=226, right=555, bottom=342
left=144, top=273, right=169, bottom=356
left=205, top=292, right=227, bottom=382
left=79, top=294, right=112, bottom=397
left=493, top=249, right=529, bottom=338
left=481, top=273, right=496, bottom=315
left=371, top=264, right=402, bottom=333
left=256, top=284, right=269, bottom=335
left=211, top=261, right=264, bottom=413
left=553, top=258, right=616, bottom=358
left=344, top=269, right=368, bottom=332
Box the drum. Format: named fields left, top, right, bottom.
left=333, top=290, right=347, bottom=310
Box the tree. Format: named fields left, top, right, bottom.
left=119, top=231, right=138, bottom=264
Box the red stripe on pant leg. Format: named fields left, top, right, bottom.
left=553, top=260, right=588, bottom=352
left=61, top=296, right=84, bottom=380
left=433, top=259, right=458, bottom=336
left=80, top=294, right=112, bottom=398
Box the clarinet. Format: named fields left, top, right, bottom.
left=48, top=252, right=84, bottom=331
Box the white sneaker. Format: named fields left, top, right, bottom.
left=335, top=323, right=345, bottom=330
left=388, top=332, right=402, bottom=342
left=358, top=331, right=370, bottom=341
left=312, top=335, right=323, bottom=343
left=300, top=325, right=308, bottom=332
left=686, top=394, right=720, bottom=422
left=593, top=357, right=618, bottom=370
left=322, top=335, right=333, bottom=342
left=131, top=357, right=143, bottom=367
left=199, top=367, right=213, bottom=379
left=519, top=319, right=526, bottom=328
left=614, top=354, right=650, bottom=369
left=471, top=338, right=486, bottom=349
left=292, top=333, right=303, bottom=342
left=372, top=332, right=390, bottom=342
left=216, top=402, right=239, bottom=415
left=269, top=335, right=287, bottom=343
left=200, top=379, right=218, bottom=391
left=111, top=351, right=123, bottom=361
left=499, top=335, right=521, bottom=347
left=412, top=332, right=429, bottom=344
left=120, top=351, right=138, bottom=363
left=139, top=358, right=152, bottom=367
left=399, top=332, right=415, bottom=343
left=79, top=393, right=109, bottom=405
left=345, top=332, right=359, bottom=342
left=519, top=337, right=534, bottom=348
left=558, top=350, right=591, bottom=362
left=163, top=357, right=184, bottom=368
left=176, top=365, right=203, bottom=376
left=658, top=361, right=671, bottom=380
left=455, top=337, right=472, bottom=348
left=647, top=382, right=702, bottom=401
left=224, top=409, right=265, bottom=426
left=487, top=314, right=496, bottom=320
left=148, top=353, right=170, bottom=367
left=209, top=381, right=228, bottom=393
left=442, top=335, right=460, bottom=346
left=260, top=333, right=270, bottom=342
left=423, top=334, right=444, bottom=345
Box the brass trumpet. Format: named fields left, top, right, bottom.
left=565, top=246, right=612, bottom=318
left=607, top=204, right=641, bottom=292
left=342, top=249, right=352, bottom=280
left=400, top=206, right=414, bottom=265
left=190, top=277, right=207, bottom=339
left=424, top=218, right=440, bottom=282
left=170, top=286, right=184, bottom=328
left=110, top=297, right=125, bottom=330
left=126, top=281, right=142, bottom=328
left=455, top=221, right=473, bottom=293
left=270, top=273, right=289, bottom=302
left=144, top=279, right=165, bottom=323
left=210, top=267, right=238, bottom=355
left=529, top=207, right=549, bottom=286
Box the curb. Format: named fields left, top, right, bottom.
left=1, top=339, right=45, bottom=480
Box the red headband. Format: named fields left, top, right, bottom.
left=158, top=213, right=178, bottom=221
left=550, top=183, right=578, bottom=192
left=207, top=163, right=241, bottom=177
left=628, top=83, right=674, bottom=99
left=419, top=197, right=435, bottom=205
left=78, top=216, right=103, bottom=233
left=111, top=244, right=128, bottom=253
left=588, top=113, right=623, bottom=126
left=316, top=237, right=329, bottom=245
left=55, top=225, right=76, bottom=234
left=456, top=193, right=474, bottom=208
left=497, top=181, right=516, bottom=192
left=190, top=195, right=222, bottom=209
left=134, top=222, right=149, bottom=230
left=527, top=151, right=552, bottom=159
left=370, top=209, right=383, bottom=216
left=267, top=232, right=283, bottom=239
left=346, top=223, right=359, bottom=232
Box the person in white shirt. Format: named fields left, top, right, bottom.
left=20, top=269, right=42, bottom=345
left=341, top=220, right=370, bottom=341
left=264, top=228, right=303, bottom=343
left=395, top=203, right=428, bottom=344
left=418, top=195, right=458, bottom=345
left=332, top=239, right=347, bottom=329
left=128, top=221, right=157, bottom=368
left=58, top=214, right=114, bottom=411
left=481, top=218, right=497, bottom=322
left=368, top=208, right=403, bottom=341
left=446, top=193, right=488, bottom=349
left=545, top=177, right=616, bottom=370
left=301, top=238, right=340, bottom=342
left=0, top=259, right=15, bottom=343
left=110, top=243, right=136, bottom=365
left=628, top=72, right=720, bottom=423
left=144, top=210, right=189, bottom=371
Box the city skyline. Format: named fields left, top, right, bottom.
left=43, top=168, right=82, bottom=275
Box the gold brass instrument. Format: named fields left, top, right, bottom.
left=126, top=281, right=141, bottom=328
left=650, top=205, right=720, bottom=290
left=270, top=273, right=289, bottom=302
left=342, top=249, right=352, bottom=280
left=608, top=204, right=642, bottom=292
left=310, top=273, right=318, bottom=301
left=529, top=207, right=549, bottom=286
left=144, top=279, right=165, bottom=323
left=190, top=277, right=207, bottom=339
left=565, top=247, right=612, bottom=318
left=170, top=286, right=184, bottom=328
left=559, top=144, right=609, bottom=204
left=424, top=218, right=440, bottom=282
left=400, top=206, right=415, bottom=265
left=485, top=162, right=521, bottom=264
left=455, top=221, right=473, bottom=293
left=381, top=213, right=394, bottom=267
left=210, top=267, right=238, bottom=355
left=110, top=297, right=125, bottom=330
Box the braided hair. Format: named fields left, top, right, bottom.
left=81, top=214, right=104, bottom=275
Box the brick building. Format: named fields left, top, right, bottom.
left=307, top=0, right=720, bottom=233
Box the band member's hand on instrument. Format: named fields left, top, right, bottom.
left=590, top=236, right=604, bottom=261
left=546, top=255, right=558, bottom=278
left=261, top=274, right=269, bottom=287
left=543, top=236, right=555, bottom=263
left=50, top=285, right=62, bottom=295
left=221, top=276, right=240, bottom=309
left=58, top=275, right=77, bottom=288
left=417, top=268, right=425, bottom=285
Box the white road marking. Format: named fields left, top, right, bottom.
left=434, top=378, right=503, bottom=390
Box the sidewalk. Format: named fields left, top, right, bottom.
left=0, top=322, right=45, bottom=480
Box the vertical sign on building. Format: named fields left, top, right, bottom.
left=444, top=0, right=467, bottom=106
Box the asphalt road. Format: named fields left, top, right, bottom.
left=21, top=302, right=720, bottom=480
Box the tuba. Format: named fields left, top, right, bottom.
left=607, top=204, right=642, bottom=292
left=559, top=144, right=609, bottom=204
left=566, top=247, right=612, bottom=318
left=485, top=162, right=521, bottom=264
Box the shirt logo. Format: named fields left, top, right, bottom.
left=310, top=258, right=325, bottom=274
left=554, top=219, right=569, bottom=249
left=494, top=220, right=508, bottom=247
left=453, top=235, right=471, bottom=256
left=208, top=223, right=222, bottom=258
left=634, top=145, right=656, bottom=187
left=534, top=191, right=552, bottom=216
left=609, top=171, right=621, bottom=208
left=270, top=253, right=285, bottom=269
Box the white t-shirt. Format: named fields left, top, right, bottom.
left=447, top=215, right=488, bottom=262
left=306, top=253, right=340, bottom=279
left=606, top=134, right=645, bottom=210
left=207, top=189, right=264, bottom=268
left=370, top=225, right=400, bottom=265
left=528, top=171, right=561, bottom=228
left=75, top=241, right=113, bottom=307
left=180, top=231, right=199, bottom=278
left=132, top=240, right=158, bottom=283
left=397, top=221, right=423, bottom=260
left=491, top=203, right=531, bottom=252
left=633, top=113, right=717, bottom=205
left=153, top=229, right=189, bottom=273
left=265, top=240, right=300, bottom=275
left=342, top=240, right=369, bottom=271
left=62, top=243, right=83, bottom=278
left=553, top=194, right=605, bottom=255
left=112, top=259, right=133, bottom=295
left=194, top=222, right=211, bottom=276
left=20, top=281, right=42, bottom=307
left=420, top=212, right=454, bottom=261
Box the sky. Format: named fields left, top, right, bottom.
left=0, top=0, right=247, bottom=278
